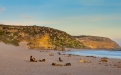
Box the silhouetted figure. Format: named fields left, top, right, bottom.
left=30, top=56, right=37, bottom=62
left=42, top=59, right=46, bottom=62
left=52, top=63, right=56, bottom=66
left=59, top=57, right=63, bottom=62
left=64, top=63, right=71, bottom=66
left=52, top=63, right=63, bottom=66
left=33, top=58, right=37, bottom=62
left=30, top=56, right=33, bottom=61
left=39, top=59, right=46, bottom=62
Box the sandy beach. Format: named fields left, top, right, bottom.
left=0, top=42, right=121, bottom=75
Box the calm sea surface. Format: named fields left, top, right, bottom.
left=65, top=50, right=121, bottom=59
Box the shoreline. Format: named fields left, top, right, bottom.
left=65, top=48, right=121, bottom=51
left=64, top=49, right=121, bottom=60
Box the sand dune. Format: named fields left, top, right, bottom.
left=0, top=42, right=121, bottom=75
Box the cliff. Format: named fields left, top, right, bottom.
left=74, top=35, right=121, bottom=50
left=0, top=25, right=120, bottom=50
left=0, top=25, right=86, bottom=50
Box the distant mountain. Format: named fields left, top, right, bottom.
left=0, top=25, right=86, bottom=50
left=73, top=35, right=121, bottom=50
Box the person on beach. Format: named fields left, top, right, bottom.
left=59, top=57, right=63, bottom=62
left=30, top=56, right=37, bottom=62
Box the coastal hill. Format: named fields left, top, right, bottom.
left=0, top=25, right=120, bottom=50
left=74, top=35, right=121, bottom=50
left=0, top=25, right=86, bottom=50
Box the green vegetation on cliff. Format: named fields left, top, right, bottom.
left=0, top=25, right=86, bottom=50
left=0, top=25, right=120, bottom=50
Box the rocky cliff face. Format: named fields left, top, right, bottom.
left=74, top=35, right=121, bottom=50
left=0, top=25, right=86, bottom=50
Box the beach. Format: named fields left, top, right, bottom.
left=0, top=42, right=121, bottom=75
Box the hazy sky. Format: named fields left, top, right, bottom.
left=0, top=0, right=121, bottom=45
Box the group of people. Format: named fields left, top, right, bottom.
left=30, top=56, right=46, bottom=62
left=30, top=56, right=71, bottom=66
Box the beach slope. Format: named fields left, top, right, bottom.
left=0, top=42, right=121, bottom=75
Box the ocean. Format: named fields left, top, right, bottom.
left=65, top=50, right=121, bottom=59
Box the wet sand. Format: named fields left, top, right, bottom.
left=0, top=42, right=121, bottom=75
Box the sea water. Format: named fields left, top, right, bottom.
left=65, top=50, right=121, bottom=59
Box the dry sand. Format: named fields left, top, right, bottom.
left=0, top=42, right=121, bottom=75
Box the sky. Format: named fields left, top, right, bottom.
left=0, top=0, right=121, bottom=46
